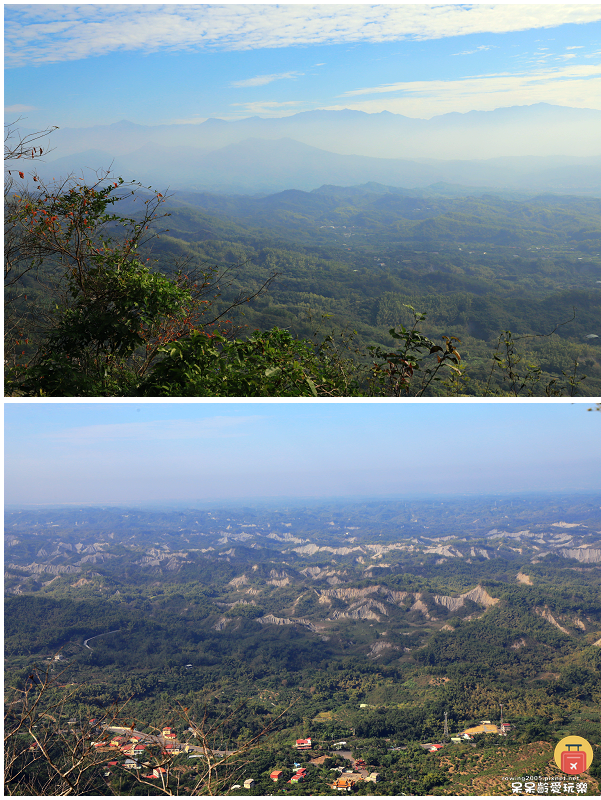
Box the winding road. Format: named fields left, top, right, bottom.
left=83, top=629, right=121, bottom=650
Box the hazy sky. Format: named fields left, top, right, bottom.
left=4, top=4, right=601, bottom=128
left=5, top=401, right=600, bottom=506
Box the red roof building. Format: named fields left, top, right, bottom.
left=295, top=738, right=312, bottom=749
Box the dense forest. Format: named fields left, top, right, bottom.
left=5, top=125, right=601, bottom=396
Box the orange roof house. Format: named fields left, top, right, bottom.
left=333, top=776, right=357, bottom=790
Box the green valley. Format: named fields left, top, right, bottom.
left=5, top=495, right=601, bottom=794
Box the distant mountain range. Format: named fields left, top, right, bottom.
left=23, top=103, right=601, bottom=158
left=15, top=104, right=601, bottom=196
left=26, top=137, right=601, bottom=197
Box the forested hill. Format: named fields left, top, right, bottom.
left=138, top=184, right=601, bottom=393
left=7, top=172, right=601, bottom=396
left=165, top=183, right=601, bottom=245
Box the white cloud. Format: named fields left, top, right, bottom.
left=231, top=71, right=303, bottom=88
left=452, top=44, right=495, bottom=56
left=341, top=62, right=601, bottom=97
left=6, top=5, right=601, bottom=67
left=4, top=104, right=37, bottom=113
left=326, top=63, right=601, bottom=117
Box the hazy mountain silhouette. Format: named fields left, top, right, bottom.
left=23, top=103, right=601, bottom=162
left=26, top=135, right=601, bottom=196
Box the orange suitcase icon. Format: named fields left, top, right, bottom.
left=561, top=744, right=587, bottom=775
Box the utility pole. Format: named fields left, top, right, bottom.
left=443, top=712, right=449, bottom=739
left=499, top=704, right=504, bottom=730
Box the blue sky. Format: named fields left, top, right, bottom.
left=4, top=4, right=601, bottom=128
left=4, top=402, right=600, bottom=505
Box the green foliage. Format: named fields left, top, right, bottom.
left=226, top=604, right=264, bottom=619
left=367, top=306, right=462, bottom=396
left=10, top=258, right=191, bottom=396
left=6, top=160, right=601, bottom=395
left=137, top=327, right=361, bottom=397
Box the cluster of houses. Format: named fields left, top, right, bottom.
left=292, top=739, right=381, bottom=791
left=91, top=723, right=187, bottom=772
left=331, top=758, right=382, bottom=791
left=88, top=718, right=512, bottom=790
left=289, top=765, right=308, bottom=784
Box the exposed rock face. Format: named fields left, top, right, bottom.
left=293, top=543, right=364, bottom=556
left=268, top=569, right=290, bottom=587
left=593, top=638, right=601, bottom=647
left=382, top=590, right=411, bottom=605
left=573, top=618, right=586, bottom=630
left=74, top=543, right=102, bottom=554
left=517, top=572, right=533, bottom=585
left=164, top=557, right=189, bottom=571
left=424, top=545, right=462, bottom=558
left=432, top=593, right=464, bottom=612
left=302, top=566, right=322, bottom=578
left=410, top=598, right=432, bottom=618
left=405, top=585, right=498, bottom=618
left=228, top=574, right=248, bottom=588
left=136, top=550, right=189, bottom=569
left=8, top=562, right=80, bottom=575
left=255, top=614, right=315, bottom=631
left=463, top=586, right=499, bottom=607
left=330, top=602, right=382, bottom=621
left=534, top=606, right=571, bottom=634
left=368, top=641, right=398, bottom=658
left=510, top=637, right=527, bottom=649
left=256, top=613, right=292, bottom=626
left=213, top=617, right=231, bottom=631
left=71, top=577, right=92, bottom=587
left=365, top=542, right=416, bottom=556
left=321, top=586, right=382, bottom=601
left=78, top=553, right=116, bottom=564
left=552, top=522, right=583, bottom=528
left=560, top=548, right=601, bottom=563
left=137, top=557, right=163, bottom=566
left=268, top=532, right=304, bottom=543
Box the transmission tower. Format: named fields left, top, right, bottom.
left=443, top=711, right=449, bottom=739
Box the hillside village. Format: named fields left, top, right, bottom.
left=77, top=717, right=518, bottom=792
